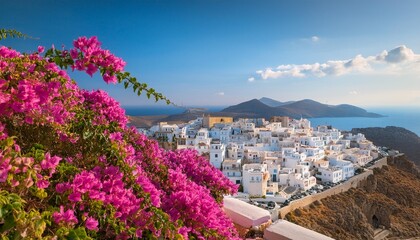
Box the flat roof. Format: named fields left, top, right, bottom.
left=264, top=220, right=335, bottom=240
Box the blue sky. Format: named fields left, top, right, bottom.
left=2, top=0, right=420, bottom=107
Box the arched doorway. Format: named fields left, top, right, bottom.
left=372, top=215, right=379, bottom=228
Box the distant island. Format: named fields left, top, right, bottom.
left=128, top=97, right=384, bottom=127
left=221, top=98, right=384, bottom=119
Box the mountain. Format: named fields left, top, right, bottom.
left=221, top=99, right=277, bottom=117
left=286, top=155, right=420, bottom=239
left=128, top=98, right=383, bottom=127
left=259, top=97, right=295, bottom=107
left=351, top=126, right=420, bottom=166
left=221, top=98, right=383, bottom=119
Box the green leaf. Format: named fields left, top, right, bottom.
left=0, top=214, right=15, bottom=233
left=82, top=130, right=93, bottom=140
left=0, top=29, right=37, bottom=40
left=67, top=227, right=92, bottom=240
left=5, top=137, right=14, bottom=148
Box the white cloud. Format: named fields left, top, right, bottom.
left=311, top=36, right=320, bottom=42
left=349, top=91, right=358, bottom=95
left=254, top=45, right=420, bottom=80
left=248, top=77, right=255, bottom=82
left=217, top=92, right=225, bottom=96
left=383, top=45, right=416, bottom=63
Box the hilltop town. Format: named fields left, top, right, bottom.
left=137, top=115, right=398, bottom=239
left=139, top=115, right=386, bottom=201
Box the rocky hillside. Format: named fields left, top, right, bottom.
left=351, top=126, right=420, bottom=166
left=285, top=155, right=420, bottom=240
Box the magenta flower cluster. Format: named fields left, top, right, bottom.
left=52, top=206, right=78, bottom=226
left=82, top=89, right=128, bottom=128
left=71, top=36, right=126, bottom=83
left=0, top=37, right=239, bottom=239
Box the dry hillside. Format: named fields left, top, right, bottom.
left=286, top=155, right=420, bottom=240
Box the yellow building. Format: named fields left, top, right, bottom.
left=269, top=116, right=290, bottom=127
left=202, top=115, right=233, bottom=128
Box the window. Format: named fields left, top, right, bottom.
left=215, top=154, right=218, bottom=158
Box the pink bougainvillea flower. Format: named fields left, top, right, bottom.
left=52, top=206, right=78, bottom=226
left=85, top=217, right=99, bottom=231
left=0, top=37, right=239, bottom=239
left=38, top=46, right=45, bottom=53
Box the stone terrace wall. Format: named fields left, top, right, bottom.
left=368, top=157, right=388, bottom=169
left=278, top=157, right=387, bottom=219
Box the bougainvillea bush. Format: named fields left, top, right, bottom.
left=0, top=36, right=239, bottom=239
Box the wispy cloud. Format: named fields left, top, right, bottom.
left=311, top=36, right=320, bottom=42
left=349, top=91, right=358, bottom=95
left=217, top=92, right=225, bottom=96
left=248, top=77, right=255, bottom=82
left=253, top=45, right=420, bottom=81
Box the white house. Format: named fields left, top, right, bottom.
left=264, top=160, right=281, bottom=182
left=358, top=140, right=375, bottom=150
left=278, top=171, right=316, bottom=190
left=299, top=146, right=325, bottom=161
left=257, top=129, right=272, bottom=144
left=337, top=139, right=351, bottom=149
left=316, top=167, right=343, bottom=183
left=328, top=144, right=344, bottom=153
left=210, top=141, right=225, bottom=169
left=242, top=163, right=269, bottom=197
left=300, top=136, right=324, bottom=148
left=227, top=143, right=245, bottom=160
left=220, top=126, right=232, bottom=144
left=222, top=159, right=242, bottom=185
left=345, top=154, right=373, bottom=167
left=284, top=152, right=306, bottom=168
left=329, top=159, right=354, bottom=180
left=209, top=126, right=221, bottom=139
left=196, top=128, right=209, bottom=141
left=313, top=159, right=329, bottom=169
left=242, top=122, right=255, bottom=132
left=244, top=149, right=262, bottom=163
left=150, top=122, right=179, bottom=143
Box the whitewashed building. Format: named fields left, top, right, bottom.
left=222, top=159, right=242, bottom=185
left=242, top=163, right=269, bottom=196
left=317, top=167, right=343, bottom=183
left=210, top=141, right=225, bottom=169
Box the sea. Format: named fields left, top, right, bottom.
left=309, top=107, right=420, bottom=136
left=123, top=106, right=420, bottom=137
left=123, top=105, right=225, bottom=116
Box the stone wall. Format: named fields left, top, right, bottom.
left=278, top=157, right=387, bottom=218
left=368, top=157, right=388, bottom=169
